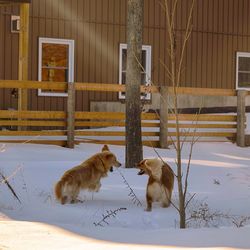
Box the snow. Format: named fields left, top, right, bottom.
left=0, top=140, right=250, bottom=249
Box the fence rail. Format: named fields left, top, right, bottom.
left=0, top=80, right=244, bottom=147
left=0, top=80, right=239, bottom=96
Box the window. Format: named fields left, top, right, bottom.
left=236, top=52, right=250, bottom=90
left=38, top=37, right=74, bottom=97
left=119, top=43, right=152, bottom=100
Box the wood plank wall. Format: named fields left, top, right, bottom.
left=0, top=4, right=19, bottom=110
left=1, top=0, right=250, bottom=111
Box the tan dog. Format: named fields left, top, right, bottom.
left=55, top=145, right=121, bottom=204
left=137, top=158, right=174, bottom=211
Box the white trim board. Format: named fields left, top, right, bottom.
left=236, top=51, right=250, bottom=91
left=118, top=43, right=152, bottom=100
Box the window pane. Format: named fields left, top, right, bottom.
left=238, top=57, right=250, bottom=72
left=141, top=50, right=146, bottom=69
left=141, top=73, right=146, bottom=84
left=42, top=43, right=69, bottom=68
left=122, top=72, right=126, bottom=84
left=42, top=68, right=68, bottom=82
left=238, top=72, right=250, bottom=88
left=122, top=49, right=127, bottom=71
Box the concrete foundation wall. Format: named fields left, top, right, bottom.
left=90, top=94, right=250, bottom=112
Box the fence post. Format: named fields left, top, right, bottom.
left=236, top=89, right=247, bottom=147
left=18, top=3, right=29, bottom=131
left=67, top=82, right=75, bottom=148
left=160, top=86, right=168, bottom=148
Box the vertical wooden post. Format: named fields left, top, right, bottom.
left=67, top=83, right=75, bottom=148
left=18, top=3, right=29, bottom=112
left=237, top=90, right=247, bottom=147
left=160, top=86, right=169, bottom=148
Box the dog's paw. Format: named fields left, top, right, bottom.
left=145, top=207, right=152, bottom=212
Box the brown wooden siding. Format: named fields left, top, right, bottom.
left=1, top=0, right=250, bottom=111
left=0, top=5, right=19, bottom=110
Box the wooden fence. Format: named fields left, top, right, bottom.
left=0, top=80, right=246, bottom=147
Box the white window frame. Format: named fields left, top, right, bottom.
left=38, top=37, right=75, bottom=97
left=236, top=51, right=250, bottom=90
left=118, top=43, right=152, bottom=100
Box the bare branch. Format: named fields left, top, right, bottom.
left=185, top=193, right=196, bottom=209
left=93, top=208, right=127, bottom=227
left=176, top=0, right=195, bottom=86
left=184, top=107, right=201, bottom=200
left=0, top=171, right=21, bottom=204
left=171, top=0, right=178, bottom=30
left=159, top=58, right=172, bottom=81
left=116, top=168, right=142, bottom=207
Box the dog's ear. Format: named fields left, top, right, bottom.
left=144, top=159, right=151, bottom=170
left=102, top=144, right=110, bottom=152
left=137, top=159, right=146, bottom=167
left=137, top=159, right=150, bottom=175
left=144, top=160, right=154, bottom=174
left=105, top=152, right=113, bottom=159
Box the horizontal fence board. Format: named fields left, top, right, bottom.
left=0, top=110, right=66, bottom=119
left=75, top=111, right=125, bottom=120
left=168, top=87, right=236, bottom=96
left=168, top=131, right=236, bottom=137
left=0, top=80, right=67, bottom=90
left=168, top=123, right=237, bottom=129
left=75, top=121, right=160, bottom=127
left=75, top=131, right=159, bottom=136
left=0, top=131, right=66, bottom=136
left=0, top=140, right=67, bottom=146
left=75, top=112, right=158, bottom=120
left=75, top=131, right=235, bottom=137
left=0, top=130, right=235, bottom=138
left=0, top=111, right=237, bottom=122
left=0, top=80, right=239, bottom=96
left=75, top=139, right=160, bottom=147
left=0, top=138, right=233, bottom=147
left=0, top=119, right=238, bottom=129
left=0, top=120, right=66, bottom=127
left=168, top=114, right=237, bottom=122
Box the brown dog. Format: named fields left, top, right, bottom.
left=55, top=145, right=121, bottom=204
left=137, top=158, right=174, bottom=211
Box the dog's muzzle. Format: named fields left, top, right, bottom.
left=137, top=169, right=145, bottom=175
left=114, top=161, right=122, bottom=167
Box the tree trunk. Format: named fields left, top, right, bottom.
left=125, top=0, right=144, bottom=168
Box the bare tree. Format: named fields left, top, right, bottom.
left=162, top=0, right=196, bottom=228
left=125, top=0, right=144, bottom=168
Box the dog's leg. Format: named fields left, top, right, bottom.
left=162, top=201, right=170, bottom=208
left=61, top=196, right=68, bottom=205
left=70, top=186, right=80, bottom=203
left=162, top=188, right=171, bottom=208
left=146, top=194, right=152, bottom=211
left=89, top=182, right=101, bottom=192
left=94, top=182, right=101, bottom=192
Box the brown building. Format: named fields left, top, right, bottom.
left=1, top=0, right=250, bottom=112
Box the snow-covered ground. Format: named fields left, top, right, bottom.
left=0, top=140, right=250, bottom=249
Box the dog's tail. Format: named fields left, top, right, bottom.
left=54, top=180, right=64, bottom=201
